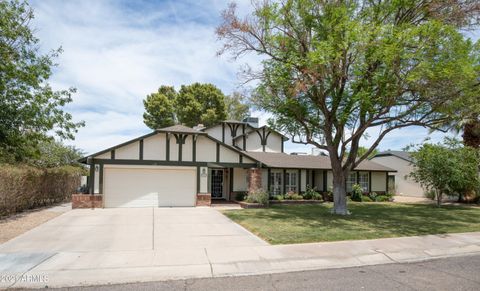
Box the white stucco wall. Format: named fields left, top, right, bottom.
left=371, top=172, right=387, bottom=192
left=371, top=155, right=425, bottom=197
left=245, top=133, right=263, bottom=152
left=143, top=133, right=166, bottom=160
left=205, top=125, right=223, bottom=142
left=265, top=134, right=283, bottom=153
left=196, top=136, right=216, bottom=162
left=182, top=135, right=193, bottom=162
left=220, top=146, right=238, bottom=163
left=96, top=152, right=111, bottom=159
left=115, top=141, right=139, bottom=160
left=233, top=168, right=248, bottom=192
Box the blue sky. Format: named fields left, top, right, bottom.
left=30, top=0, right=478, bottom=155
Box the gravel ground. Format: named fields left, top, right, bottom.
left=0, top=203, right=70, bottom=244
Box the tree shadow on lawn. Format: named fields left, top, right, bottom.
left=227, top=203, right=480, bottom=240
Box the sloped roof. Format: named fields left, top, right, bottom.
left=157, top=124, right=204, bottom=134
left=245, top=151, right=396, bottom=172
left=372, top=151, right=412, bottom=162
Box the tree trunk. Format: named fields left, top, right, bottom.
left=436, top=189, right=442, bottom=207
left=331, top=168, right=350, bottom=215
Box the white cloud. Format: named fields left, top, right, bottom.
left=30, top=0, right=455, bottom=156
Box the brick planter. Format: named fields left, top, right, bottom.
left=196, top=193, right=211, bottom=206
left=72, top=194, right=103, bottom=209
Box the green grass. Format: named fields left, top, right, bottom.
left=223, top=203, right=480, bottom=244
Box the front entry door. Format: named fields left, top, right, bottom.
left=211, top=169, right=224, bottom=198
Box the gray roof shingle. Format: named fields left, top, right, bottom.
left=245, top=151, right=396, bottom=171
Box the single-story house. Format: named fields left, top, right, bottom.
left=370, top=151, right=425, bottom=197
left=79, top=119, right=395, bottom=207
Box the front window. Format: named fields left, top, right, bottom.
left=269, top=171, right=283, bottom=196
left=285, top=171, right=298, bottom=193
left=358, top=172, right=369, bottom=192
left=346, top=172, right=356, bottom=192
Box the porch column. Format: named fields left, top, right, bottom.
left=247, top=168, right=262, bottom=193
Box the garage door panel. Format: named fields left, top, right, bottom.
left=104, top=167, right=196, bottom=208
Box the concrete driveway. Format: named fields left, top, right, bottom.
left=0, top=207, right=266, bottom=288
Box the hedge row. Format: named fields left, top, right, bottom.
left=0, top=164, right=84, bottom=217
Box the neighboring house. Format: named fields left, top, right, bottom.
left=370, top=151, right=425, bottom=197
left=79, top=119, right=395, bottom=208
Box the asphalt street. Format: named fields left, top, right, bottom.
left=18, top=254, right=480, bottom=291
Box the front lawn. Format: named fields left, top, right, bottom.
left=223, top=203, right=480, bottom=244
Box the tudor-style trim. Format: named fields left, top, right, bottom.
left=226, top=122, right=241, bottom=138
left=386, top=172, right=389, bottom=193
left=203, top=135, right=258, bottom=164
left=281, top=140, right=284, bottom=153
left=196, top=166, right=200, bottom=193
left=192, top=135, right=197, bottom=162
left=99, top=164, right=104, bottom=194
left=238, top=154, right=242, bottom=163
left=306, top=169, right=310, bottom=186
left=94, top=158, right=257, bottom=168
left=255, top=127, right=272, bottom=152
left=356, top=171, right=360, bottom=185
left=89, top=163, right=95, bottom=194
left=323, top=170, right=327, bottom=192
left=283, top=169, right=287, bottom=194
left=242, top=124, right=246, bottom=150
left=139, top=139, right=144, bottom=160
left=173, top=133, right=188, bottom=162
left=110, top=150, right=115, bottom=160
left=311, top=170, right=315, bottom=188
left=166, top=133, right=170, bottom=161
left=222, top=123, right=225, bottom=143
left=229, top=168, right=234, bottom=197
left=216, top=143, right=220, bottom=163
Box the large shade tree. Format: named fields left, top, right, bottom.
left=0, top=0, right=83, bottom=163
left=217, top=0, right=480, bottom=214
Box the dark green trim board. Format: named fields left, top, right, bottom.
left=93, top=158, right=256, bottom=168
left=110, top=150, right=115, bottom=160
left=386, top=172, right=389, bottom=193
left=99, top=164, right=104, bottom=194
left=239, top=154, right=243, bottom=163
left=281, top=141, right=284, bottom=153
left=356, top=171, right=360, bottom=184
left=311, top=170, right=315, bottom=187
left=227, top=123, right=241, bottom=137
left=306, top=170, right=310, bottom=186
left=229, top=168, right=234, bottom=196
left=196, top=166, right=200, bottom=193
left=222, top=123, right=225, bottom=143
left=369, top=171, right=372, bottom=192
left=192, top=135, right=197, bottom=162
left=165, top=133, right=170, bottom=161
left=174, top=134, right=188, bottom=161
left=256, top=127, right=272, bottom=152
left=139, top=139, right=144, bottom=160
left=89, top=164, right=95, bottom=194
left=216, top=143, right=220, bottom=163
left=283, top=169, right=287, bottom=194
left=267, top=168, right=271, bottom=193
left=298, top=169, right=301, bottom=192
left=323, top=170, right=327, bottom=192
left=242, top=124, right=246, bottom=150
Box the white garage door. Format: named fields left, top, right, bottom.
left=104, top=166, right=196, bottom=207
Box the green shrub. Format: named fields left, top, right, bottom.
left=303, top=186, right=322, bottom=200
left=0, top=164, right=83, bottom=217
left=246, top=189, right=269, bottom=205
left=351, top=184, right=363, bottom=202
left=285, top=191, right=303, bottom=200
left=375, top=195, right=390, bottom=202
left=369, top=192, right=378, bottom=201
left=235, top=192, right=246, bottom=201
left=425, top=190, right=436, bottom=200
left=362, top=196, right=374, bottom=202
left=272, top=194, right=284, bottom=201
